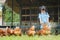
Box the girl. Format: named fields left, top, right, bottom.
left=38, top=6, right=50, bottom=29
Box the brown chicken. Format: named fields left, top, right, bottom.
left=37, top=24, right=51, bottom=36
left=0, top=29, right=4, bottom=36
left=29, top=25, right=35, bottom=31
left=43, top=24, right=50, bottom=31
left=27, top=25, right=36, bottom=36
left=6, top=27, right=14, bottom=36
left=14, top=27, right=22, bottom=36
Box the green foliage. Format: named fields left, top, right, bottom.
left=4, top=6, right=20, bottom=22
left=13, top=12, right=20, bottom=22
left=4, top=9, right=12, bottom=22
left=3, top=5, right=20, bottom=26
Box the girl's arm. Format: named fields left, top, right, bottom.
left=38, top=13, right=43, bottom=24
left=47, top=18, right=49, bottom=23
left=40, top=19, right=43, bottom=24
left=47, top=13, right=50, bottom=23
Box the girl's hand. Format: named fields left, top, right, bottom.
left=40, top=19, right=43, bottom=24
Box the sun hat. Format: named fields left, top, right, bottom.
left=39, top=5, right=46, bottom=10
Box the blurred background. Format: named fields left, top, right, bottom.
left=0, top=0, right=60, bottom=31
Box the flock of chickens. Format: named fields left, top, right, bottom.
left=0, top=24, right=51, bottom=36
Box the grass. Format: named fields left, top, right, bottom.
left=0, top=35, right=60, bottom=40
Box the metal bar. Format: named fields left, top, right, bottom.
left=58, top=0, right=59, bottom=24
left=19, top=7, right=22, bottom=28
left=2, top=5, right=4, bottom=26
left=11, top=0, right=13, bottom=28
left=30, top=9, right=31, bottom=27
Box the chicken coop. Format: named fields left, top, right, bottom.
left=0, top=0, right=60, bottom=34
